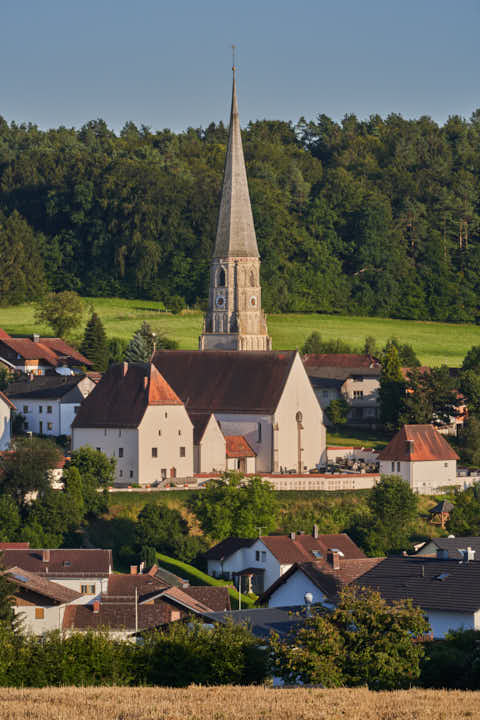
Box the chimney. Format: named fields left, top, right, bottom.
left=32, top=333, right=40, bottom=343
left=327, top=550, right=340, bottom=570
left=289, top=532, right=296, bottom=541
left=42, top=549, right=50, bottom=563
left=130, top=565, right=138, bottom=575
left=122, top=362, right=128, bottom=376
left=436, top=548, right=448, bottom=560
left=406, top=439, right=414, bottom=456
left=312, top=524, right=319, bottom=539
left=93, top=601, right=100, bottom=614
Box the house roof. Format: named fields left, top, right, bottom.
left=151, top=350, right=296, bottom=414
left=207, top=607, right=307, bottom=639
left=225, top=435, right=256, bottom=458
left=72, top=362, right=183, bottom=429
left=63, top=602, right=175, bottom=632
left=204, top=537, right=257, bottom=561
left=148, top=564, right=189, bottom=588
left=0, top=390, right=15, bottom=410
left=378, top=424, right=459, bottom=462
left=5, top=566, right=82, bottom=603
left=303, top=354, right=379, bottom=369
left=189, top=412, right=216, bottom=445
left=105, top=573, right=167, bottom=602
left=418, top=536, right=480, bottom=560
left=36, top=338, right=92, bottom=367
left=180, top=585, right=231, bottom=612
left=0, top=330, right=92, bottom=367
left=429, top=501, right=454, bottom=515
left=1, top=548, right=112, bottom=577
left=354, top=556, right=480, bottom=613
left=259, top=557, right=383, bottom=603
left=0, top=337, right=57, bottom=364
left=6, top=374, right=90, bottom=400
left=260, top=532, right=366, bottom=565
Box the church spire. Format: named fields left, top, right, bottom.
left=213, top=60, right=259, bottom=258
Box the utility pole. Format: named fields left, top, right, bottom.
left=135, top=587, right=138, bottom=635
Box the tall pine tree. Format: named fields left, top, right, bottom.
left=80, top=312, right=109, bottom=371
left=123, top=321, right=178, bottom=363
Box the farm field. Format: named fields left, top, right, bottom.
left=1, top=686, right=479, bottom=720
left=1, top=297, right=479, bottom=366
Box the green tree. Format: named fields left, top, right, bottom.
left=447, top=484, right=480, bottom=535
left=0, top=210, right=46, bottom=305
left=401, top=366, right=457, bottom=426
left=301, top=331, right=323, bottom=354
left=0, top=367, right=9, bottom=391
left=460, top=370, right=480, bottom=418
left=66, top=447, right=115, bottom=515
left=325, top=397, right=350, bottom=429
left=301, top=331, right=353, bottom=355
left=270, top=585, right=429, bottom=689
left=107, top=337, right=129, bottom=366
left=462, top=346, right=480, bottom=374
left=362, top=474, right=418, bottom=555
left=0, top=554, right=16, bottom=631
left=0, top=495, right=21, bottom=542
left=363, top=335, right=378, bottom=356
left=191, top=472, right=278, bottom=539
left=0, top=437, right=61, bottom=508
left=457, top=417, right=480, bottom=467
left=34, top=291, right=85, bottom=337
left=378, top=344, right=405, bottom=430
left=80, top=312, right=109, bottom=371
left=135, top=504, right=189, bottom=557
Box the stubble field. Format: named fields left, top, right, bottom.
left=2, top=297, right=480, bottom=366
left=0, top=686, right=479, bottom=720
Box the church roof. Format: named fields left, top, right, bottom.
left=152, top=350, right=296, bottom=414
left=213, top=68, right=259, bottom=259
left=72, top=362, right=183, bottom=429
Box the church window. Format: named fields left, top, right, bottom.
left=257, top=422, right=262, bottom=443
left=217, top=268, right=226, bottom=286
left=249, top=269, right=256, bottom=286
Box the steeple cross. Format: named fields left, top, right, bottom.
left=232, top=44, right=236, bottom=72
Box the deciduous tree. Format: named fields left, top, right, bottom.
left=34, top=291, right=84, bottom=337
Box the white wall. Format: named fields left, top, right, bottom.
left=50, top=576, right=108, bottom=598
left=19, top=398, right=61, bottom=436
left=72, top=426, right=139, bottom=485
left=266, top=570, right=329, bottom=608
left=15, top=604, right=66, bottom=635
left=215, top=413, right=272, bottom=472
left=197, top=416, right=226, bottom=473
left=0, top=396, right=11, bottom=450
left=138, top=405, right=193, bottom=484
left=60, top=403, right=81, bottom=436
left=275, top=354, right=326, bottom=473
left=379, top=459, right=458, bottom=493
left=426, top=609, right=477, bottom=638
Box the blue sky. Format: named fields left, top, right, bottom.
left=1, top=0, right=479, bottom=133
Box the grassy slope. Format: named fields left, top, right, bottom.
left=155, top=552, right=255, bottom=609
left=3, top=298, right=480, bottom=366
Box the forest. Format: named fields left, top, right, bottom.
left=1, top=110, right=480, bottom=321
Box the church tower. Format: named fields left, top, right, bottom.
left=199, top=63, right=272, bottom=351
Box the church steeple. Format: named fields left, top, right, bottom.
left=213, top=64, right=259, bottom=259
left=199, top=60, right=271, bottom=352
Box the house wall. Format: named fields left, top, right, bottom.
left=197, top=417, right=226, bottom=473
left=214, top=413, right=272, bottom=472
left=0, top=396, right=11, bottom=450
left=426, top=609, right=477, bottom=638
left=50, top=576, right=109, bottom=598
left=14, top=603, right=66, bottom=635
left=207, top=540, right=284, bottom=593
left=138, top=405, right=193, bottom=484
left=17, top=398, right=61, bottom=436
left=72, top=427, right=139, bottom=485
left=275, top=354, right=326, bottom=473
left=266, top=570, right=329, bottom=608
left=379, top=459, right=458, bottom=493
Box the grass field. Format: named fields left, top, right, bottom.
left=1, top=686, right=479, bottom=720
left=2, top=297, right=480, bottom=366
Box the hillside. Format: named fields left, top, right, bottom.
left=2, top=298, right=480, bottom=366
left=1, top=686, right=479, bottom=720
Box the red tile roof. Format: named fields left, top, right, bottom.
left=37, top=338, right=92, bottom=367
left=152, top=350, right=296, bottom=414
left=72, top=362, right=183, bottom=429
left=303, top=354, right=379, bottom=369
left=225, top=435, right=256, bottom=458
left=5, top=566, right=82, bottom=604
left=1, top=548, right=112, bottom=577
left=260, top=532, right=366, bottom=565
left=378, top=424, right=459, bottom=462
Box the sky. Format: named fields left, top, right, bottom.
left=1, top=0, right=479, bottom=134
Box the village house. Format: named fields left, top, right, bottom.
left=415, top=536, right=480, bottom=560
left=204, top=530, right=365, bottom=594
left=0, top=390, right=14, bottom=450
left=6, top=374, right=96, bottom=437
left=152, top=350, right=326, bottom=474
left=72, top=362, right=194, bottom=485
left=0, top=329, right=92, bottom=376
left=378, top=424, right=460, bottom=493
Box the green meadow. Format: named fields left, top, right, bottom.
left=1, top=297, right=479, bottom=367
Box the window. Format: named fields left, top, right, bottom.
left=96, top=447, right=101, bottom=452
left=218, top=267, right=226, bottom=287
left=397, top=462, right=400, bottom=472
left=39, top=406, right=43, bottom=414
left=391, top=462, right=395, bottom=472
left=164, top=412, right=168, bottom=419
left=74, top=406, right=79, bottom=414
left=178, top=429, right=182, bottom=436
left=255, top=551, right=267, bottom=562
left=179, top=447, right=186, bottom=457
left=118, top=448, right=124, bottom=458
left=129, top=470, right=134, bottom=479
left=353, top=390, right=364, bottom=400
left=35, top=607, right=45, bottom=620
left=444, top=462, right=448, bottom=468
left=118, top=429, right=122, bottom=437
left=47, top=406, right=52, bottom=414
left=158, top=429, right=162, bottom=436
left=152, top=447, right=158, bottom=458
left=257, top=422, right=262, bottom=443
left=81, top=585, right=96, bottom=594
left=23, top=405, right=29, bottom=414
left=119, top=470, right=123, bottom=478
left=47, top=422, right=53, bottom=431
left=161, top=468, right=167, bottom=479
left=322, top=390, right=329, bottom=398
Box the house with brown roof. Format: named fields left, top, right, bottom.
left=378, top=424, right=460, bottom=493
left=204, top=529, right=365, bottom=594
left=0, top=390, right=15, bottom=450
left=71, top=362, right=194, bottom=485
left=303, top=354, right=381, bottom=428
left=152, top=350, right=326, bottom=473
left=0, top=329, right=92, bottom=376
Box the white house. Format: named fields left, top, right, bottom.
left=152, top=350, right=326, bottom=473
left=0, top=328, right=93, bottom=376
left=0, top=390, right=14, bottom=450
left=378, top=424, right=460, bottom=493
left=7, top=374, right=96, bottom=437
left=72, top=362, right=194, bottom=485
left=204, top=531, right=365, bottom=595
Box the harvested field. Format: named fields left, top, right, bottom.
left=0, top=686, right=479, bottom=720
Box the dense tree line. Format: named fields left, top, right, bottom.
left=2, top=111, right=480, bottom=319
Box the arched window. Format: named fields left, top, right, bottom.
left=217, top=267, right=226, bottom=287
left=296, top=411, right=303, bottom=423
left=249, top=269, right=256, bottom=287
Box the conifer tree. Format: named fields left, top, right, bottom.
left=379, top=343, right=405, bottom=430
left=0, top=555, right=16, bottom=630
left=123, top=321, right=178, bottom=363
left=80, top=312, right=109, bottom=371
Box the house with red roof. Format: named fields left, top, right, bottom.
left=0, top=390, right=15, bottom=450
left=0, top=328, right=92, bottom=376
left=71, top=362, right=194, bottom=485
left=378, top=424, right=460, bottom=493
